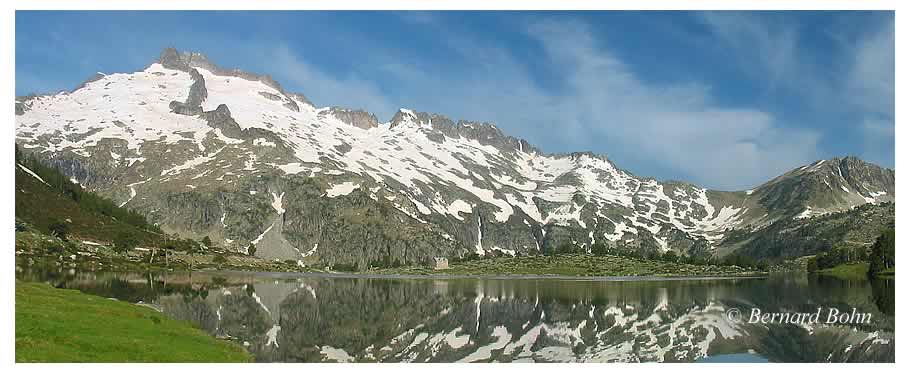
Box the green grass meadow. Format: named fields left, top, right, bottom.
left=818, top=262, right=871, bottom=279
left=15, top=281, right=251, bottom=363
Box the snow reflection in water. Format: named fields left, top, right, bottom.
left=16, top=269, right=894, bottom=363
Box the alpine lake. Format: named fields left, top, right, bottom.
left=16, top=264, right=894, bottom=363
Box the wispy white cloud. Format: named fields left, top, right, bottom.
left=697, top=13, right=798, bottom=81
left=257, top=16, right=826, bottom=190
left=522, top=19, right=820, bottom=190
left=696, top=11, right=894, bottom=169
left=269, top=45, right=395, bottom=115
left=694, top=11, right=836, bottom=109
left=19, top=11, right=890, bottom=189
left=847, top=18, right=895, bottom=118
left=849, top=19, right=895, bottom=167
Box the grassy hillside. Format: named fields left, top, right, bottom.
left=15, top=147, right=310, bottom=272
left=15, top=281, right=251, bottom=362
left=817, top=263, right=870, bottom=279
left=15, top=146, right=217, bottom=256
left=15, top=145, right=164, bottom=246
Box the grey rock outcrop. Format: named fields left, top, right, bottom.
left=389, top=109, right=537, bottom=154
left=327, top=107, right=379, bottom=129
left=169, top=68, right=208, bottom=115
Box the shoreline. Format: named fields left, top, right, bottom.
left=198, top=268, right=770, bottom=282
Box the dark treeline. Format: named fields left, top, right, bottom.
left=807, top=246, right=869, bottom=272
left=454, top=241, right=769, bottom=271
left=586, top=242, right=769, bottom=271
left=806, top=228, right=895, bottom=278
left=867, top=229, right=895, bottom=277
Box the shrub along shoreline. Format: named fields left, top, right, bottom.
left=367, top=252, right=766, bottom=277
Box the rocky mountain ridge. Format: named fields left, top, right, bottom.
left=14, top=48, right=895, bottom=269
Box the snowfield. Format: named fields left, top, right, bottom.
left=13, top=60, right=755, bottom=251
left=15, top=51, right=892, bottom=256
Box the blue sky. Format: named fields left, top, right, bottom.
left=16, top=11, right=894, bottom=190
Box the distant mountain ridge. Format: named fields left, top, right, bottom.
left=14, top=48, right=895, bottom=269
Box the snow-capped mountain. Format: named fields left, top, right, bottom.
left=14, top=48, right=895, bottom=268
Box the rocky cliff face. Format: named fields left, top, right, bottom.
left=14, top=48, right=895, bottom=268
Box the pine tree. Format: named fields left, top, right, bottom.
left=868, top=228, right=895, bottom=277
left=48, top=221, right=69, bottom=241
left=806, top=257, right=818, bottom=273
left=591, top=243, right=608, bottom=256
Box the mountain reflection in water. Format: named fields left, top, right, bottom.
left=16, top=268, right=894, bottom=363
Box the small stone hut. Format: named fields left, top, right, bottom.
left=430, top=257, right=449, bottom=270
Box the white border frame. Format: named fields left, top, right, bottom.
left=4, top=1, right=903, bottom=372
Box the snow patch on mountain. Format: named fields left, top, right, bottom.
left=120, top=178, right=151, bottom=207
left=251, top=223, right=275, bottom=245
left=271, top=191, right=285, bottom=214
left=445, top=199, right=473, bottom=220
left=17, top=164, right=49, bottom=186
left=326, top=182, right=359, bottom=197
left=160, top=147, right=226, bottom=177
left=16, top=64, right=212, bottom=152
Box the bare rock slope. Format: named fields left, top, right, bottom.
left=15, top=48, right=895, bottom=268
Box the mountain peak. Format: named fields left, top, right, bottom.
left=385, top=108, right=538, bottom=155
left=158, top=47, right=199, bottom=71
left=833, top=155, right=886, bottom=170
left=326, top=106, right=379, bottom=129
left=157, top=47, right=286, bottom=95
left=797, top=155, right=890, bottom=176
left=750, top=155, right=894, bottom=218
left=388, top=108, right=423, bottom=128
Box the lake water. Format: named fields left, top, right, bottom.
left=16, top=266, right=894, bottom=363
